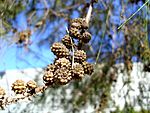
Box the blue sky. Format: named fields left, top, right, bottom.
left=0, top=11, right=56, bottom=71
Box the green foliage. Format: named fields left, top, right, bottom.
left=0, top=0, right=25, bottom=34
left=113, top=107, right=150, bottom=113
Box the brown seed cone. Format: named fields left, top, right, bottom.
left=61, top=35, right=72, bottom=49
left=43, top=64, right=56, bottom=85
left=26, top=80, right=37, bottom=91
left=43, top=70, right=54, bottom=86
left=51, top=42, right=70, bottom=58
left=74, top=50, right=86, bottom=63
left=80, top=31, right=91, bottom=43
left=72, top=63, right=84, bottom=79
left=81, top=19, right=89, bottom=29
left=70, top=18, right=83, bottom=29
left=11, top=80, right=26, bottom=94
left=82, top=61, right=94, bottom=75
left=69, top=27, right=81, bottom=39
left=54, top=68, right=72, bottom=85
left=45, top=64, right=56, bottom=72
left=70, top=18, right=88, bottom=29
left=0, top=87, right=5, bottom=99
left=54, top=58, right=71, bottom=70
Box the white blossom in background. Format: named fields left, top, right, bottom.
left=110, top=63, right=150, bottom=112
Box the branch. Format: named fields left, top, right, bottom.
left=85, top=0, right=98, bottom=25
left=118, top=0, right=150, bottom=30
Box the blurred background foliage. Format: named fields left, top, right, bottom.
left=0, top=0, right=150, bottom=113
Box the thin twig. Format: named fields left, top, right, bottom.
left=66, top=27, right=75, bottom=69
left=118, top=0, right=150, bottom=30
left=95, top=43, right=102, bottom=64
left=85, top=4, right=93, bottom=25
left=100, top=0, right=107, bottom=9
left=95, top=8, right=110, bottom=65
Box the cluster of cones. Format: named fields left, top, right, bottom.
left=43, top=18, right=94, bottom=86
left=0, top=80, right=37, bottom=98
left=0, top=80, right=37, bottom=109
left=0, top=18, right=94, bottom=109
left=0, top=0, right=98, bottom=108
